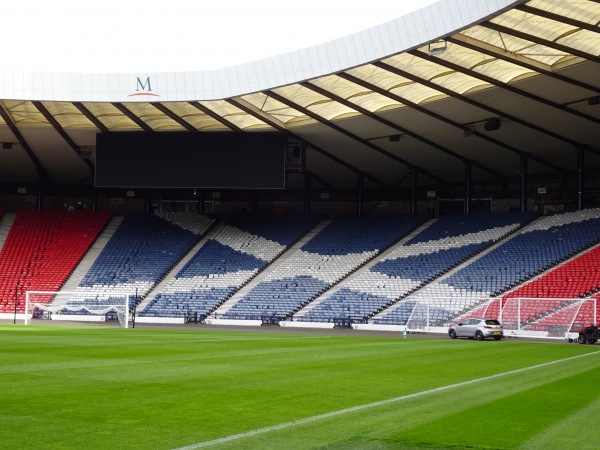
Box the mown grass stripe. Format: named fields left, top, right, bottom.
left=173, top=350, right=600, bottom=449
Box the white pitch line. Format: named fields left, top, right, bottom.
left=173, top=350, right=600, bottom=450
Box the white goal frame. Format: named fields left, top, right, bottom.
left=25, top=290, right=131, bottom=328
left=391, top=296, right=596, bottom=340
left=497, top=297, right=596, bottom=339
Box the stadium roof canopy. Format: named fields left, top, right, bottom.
left=0, top=0, right=599, bottom=200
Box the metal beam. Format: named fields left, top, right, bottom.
left=0, top=101, right=51, bottom=184
left=228, top=97, right=390, bottom=188
left=112, top=103, right=154, bottom=132
left=374, top=60, right=595, bottom=161
left=515, top=4, right=600, bottom=34
left=302, top=80, right=503, bottom=179
left=231, top=97, right=286, bottom=130
left=448, top=35, right=600, bottom=95
left=188, top=101, right=243, bottom=132
left=72, top=102, right=109, bottom=133
left=151, top=103, right=197, bottom=132
left=265, top=90, right=448, bottom=184
left=344, top=67, right=565, bottom=172
left=409, top=49, right=600, bottom=126
left=481, top=21, right=600, bottom=65
left=32, top=101, right=95, bottom=172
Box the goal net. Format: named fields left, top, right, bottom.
left=25, top=291, right=131, bottom=328
left=498, top=297, right=596, bottom=339
left=400, top=297, right=596, bottom=339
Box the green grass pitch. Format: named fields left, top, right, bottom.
left=1, top=325, right=600, bottom=449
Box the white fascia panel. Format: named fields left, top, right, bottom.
left=0, top=0, right=519, bottom=102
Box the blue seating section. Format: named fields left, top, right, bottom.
left=221, top=276, right=329, bottom=319
left=371, top=244, right=483, bottom=280
left=301, top=215, right=420, bottom=255
left=177, top=240, right=266, bottom=277
left=444, top=218, right=600, bottom=295
left=404, top=212, right=533, bottom=245
left=140, top=215, right=319, bottom=318
left=376, top=209, right=600, bottom=325
left=69, top=212, right=198, bottom=307
left=296, top=212, right=536, bottom=323
left=224, top=214, right=427, bottom=320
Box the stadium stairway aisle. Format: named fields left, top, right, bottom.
left=294, top=219, right=436, bottom=319
left=299, top=212, right=536, bottom=324
left=138, top=215, right=321, bottom=319
left=0, top=212, right=16, bottom=253
left=52, top=212, right=206, bottom=314
left=222, top=214, right=429, bottom=321
left=137, top=218, right=226, bottom=312
left=0, top=209, right=112, bottom=314
left=58, top=216, right=124, bottom=299
left=213, top=219, right=331, bottom=317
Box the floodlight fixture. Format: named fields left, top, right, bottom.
left=428, top=40, right=447, bottom=56
left=484, top=118, right=501, bottom=131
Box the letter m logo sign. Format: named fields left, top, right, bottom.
left=129, top=77, right=159, bottom=97
left=136, top=77, right=152, bottom=92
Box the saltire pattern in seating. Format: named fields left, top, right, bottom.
left=140, top=215, right=319, bottom=318
left=223, top=214, right=428, bottom=320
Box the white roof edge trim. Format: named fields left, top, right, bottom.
left=0, top=0, right=521, bottom=103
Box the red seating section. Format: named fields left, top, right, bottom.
left=505, top=245, right=600, bottom=300
left=497, top=245, right=600, bottom=327
left=0, top=209, right=111, bottom=313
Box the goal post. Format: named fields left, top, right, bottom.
left=400, top=296, right=595, bottom=340
left=25, top=291, right=131, bottom=328
left=498, top=297, right=595, bottom=339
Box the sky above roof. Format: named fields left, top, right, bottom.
left=3, top=0, right=437, bottom=73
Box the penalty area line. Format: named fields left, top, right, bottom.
left=172, top=350, right=599, bottom=449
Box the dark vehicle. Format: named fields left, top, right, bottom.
left=448, top=318, right=503, bottom=341
left=577, top=325, right=600, bottom=344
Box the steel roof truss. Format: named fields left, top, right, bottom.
left=227, top=98, right=389, bottom=189
left=265, top=89, right=448, bottom=185
left=111, top=103, right=154, bottom=132
left=32, top=101, right=95, bottom=172
left=0, top=102, right=51, bottom=184
left=302, top=80, right=503, bottom=179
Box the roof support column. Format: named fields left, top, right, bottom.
left=465, top=161, right=472, bottom=215
left=90, top=171, right=97, bottom=212
left=578, top=146, right=585, bottom=211
left=91, top=186, right=98, bottom=212
left=411, top=167, right=418, bottom=216
left=304, top=172, right=312, bottom=216
left=36, top=171, right=44, bottom=211
left=520, top=154, right=528, bottom=213
left=198, top=189, right=205, bottom=215
left=145, top=189, right=152, bottom=215
left=356, top=172, right=364, bottom=216
left=251, top=190, right=258, bottom=215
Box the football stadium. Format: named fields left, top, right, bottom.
left=1, top=0, right=600, bottom=448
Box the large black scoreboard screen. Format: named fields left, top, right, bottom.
left=95, top=132, right=286, bottom=189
